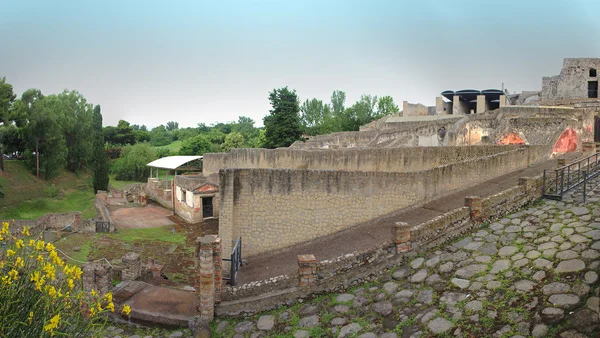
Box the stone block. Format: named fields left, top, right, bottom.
left=297, top=254, right=317, bottom=287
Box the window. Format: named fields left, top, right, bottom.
left=591, top=68, right=597, bottom=77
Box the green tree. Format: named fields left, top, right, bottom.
left=148, top=125, right=172, bottom=146
left=112, top=143, right=157, bottom=181
left=179, top=134, right=213, bottom=155
left=300, top=98, right=331, bottom=136
left=0, top=77, right=17, bottom=171
left=92, top=105, right=109, bottom=193
left=263, top=87, right=302, bottom=148
left=221, top=132, right=245, bottom=152
left=115, top=120, right=135, bottom=145
left=58, top=90, right=94, bottom=173
left=166, top=121, right=179, bottom=131
left=377, top=95, right=399, bottom=116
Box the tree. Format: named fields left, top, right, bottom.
left=221, top=132, right=245, bottom=152
left=263, top=87, right=302, bottom=148
left=0, top=77, right=16, bottom=171
left=92, top=105, right=109, bottom=193
left=114, top=120, right=135, bottom=145
left=58, top=90, right=94, bottom=173
left=300, top=98, right=331, bottom=136
left=179, top=135, right=213, bottom=155
left=377, top=95, right=400, bottom=116
left=166, top=121, right=179, bottom=131
left=112, top=143, right=157, bottom=181
left=149, top=125, right=172, bottom=146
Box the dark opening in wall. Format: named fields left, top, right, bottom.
left=589, top=81, right=598, bottom=98
left=591, top=68, right=597, bottom=77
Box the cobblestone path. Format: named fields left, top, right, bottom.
left=211, top=198, right=600, bottom=337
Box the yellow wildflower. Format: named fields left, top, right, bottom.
left=6, top=249, right=15, bottom=257
left=0, top=261, right=4, bottom=269
left=8, top=269, right=18, bottom=280
left=28, top=312, right=33, bottom=324
left=46, top=285, right=57, bottom=298
left=45, top=242, right=55, bottom=252
left=1, top=222, right=9, bottom=235
left=37, top=255, right=44, bottom=264
left=106, top=301, right=115, bottom=312
left=22, top=226, right=30, bottom=236
left=121, top=304, right=131, bottom=316
left=28, top=239, right=35, bottom=247
left=43, top=263, right=56, bottom=281
left=90, top=289, right=97, bottom=297
left=35, top=240, right=45, bottom=251
left=43, top=314, right=60, bottom=336
left=104, top=292, right=113, bottom=303
left=14, top=257, right=24, bottom=268
left=1, top=275, right=12, bottom=285
left=15, top=239, right=24, bottom=249
left=96, top=301, right=102, bottom=312
left=68, top=278, right=75, bottom=290
left=89, top=306, right=96, bottom=317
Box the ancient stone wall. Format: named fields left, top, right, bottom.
left=218, top=146, right=548, bottom=259
left=542, top=58, right=600, bottom=101
left=203, top=145, right=518, bottom=177
left=3, top=211, right=82, bottom=237
left=145, top=178, right=174, bottom=210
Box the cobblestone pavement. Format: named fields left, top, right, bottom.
left=103, top=186, right=600, bottom=338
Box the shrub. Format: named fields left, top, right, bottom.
left=111, top=143, right=157, bottom=181
left=0, top=221, right=126, bottom=337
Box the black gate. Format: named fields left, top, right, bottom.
left=595, top=116, right=600, bottom=143
left=95, top=221, right=110, bottom=233
left=223, top=236, right=242, bottom=286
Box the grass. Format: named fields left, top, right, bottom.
left=155, top=140, right=183, bottom=153
left=108, top=174, right=142, bottom=190
left=106, top=226, right=186, bottom=245
left=1, top=189, right=96, bottom=220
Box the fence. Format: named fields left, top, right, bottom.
left=223, top=236, right=242, bottom=286
left=542, top=152, right=600, bottom=200
left=95, top=221, right=111, bottom=233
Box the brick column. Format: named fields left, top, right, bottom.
left=465, top=196, right=483, bottom=223
left=82, top=262, right=96, bottom=293
left=198, top=235, right=216, bottom=321
left=122, top=252, right=141, bottom=281
left=212, top=237, right=222, bottom=304
left=297, top=254, right=317, bottom=287
left=82, top=262, right=112, bottom=297
left=394, top=222, right=412, bottom=253
left=74, top=213, right=82, bottom=231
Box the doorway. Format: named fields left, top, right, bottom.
left=588, top=81, right=598, bottom=98
left=202, top=197, right=213, bottom=218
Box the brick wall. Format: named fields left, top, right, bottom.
left=218, top=147, right=546, bottom=259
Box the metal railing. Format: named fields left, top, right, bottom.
left=543, top=152, right=600, bottom=200
left=223, top=236, right=242, bottom=286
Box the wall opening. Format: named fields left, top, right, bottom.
left=202, top=197, right=214, bottom=218
left=588, top=81, right=598, bottom=98
left=591, top=68, right=597, bottom=77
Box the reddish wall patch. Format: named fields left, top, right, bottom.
left=553, top=128, right=578, bottom=153
left=497, top=133, right=526, bottom=145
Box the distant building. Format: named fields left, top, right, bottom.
left=542, top=58, right=600, bottom=101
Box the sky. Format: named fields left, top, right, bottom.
left=2, top=0, right=600, bottom=128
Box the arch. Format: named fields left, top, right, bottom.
left=552, top=128, right=578, bottom=153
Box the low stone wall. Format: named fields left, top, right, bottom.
left=3, top=211, right=82, bottom=237
left=202, top=145, right=520, bottom=177
left=219, top=146, right=550, bottom=259
left=95, top=192, right=112, bottom=223
left=216, top=173, right=547, bottom=317
left=145, top=178, right=174, bottom=210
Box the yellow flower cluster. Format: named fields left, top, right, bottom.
left=1, top=221, right=116, bottom=336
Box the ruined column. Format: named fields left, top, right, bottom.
left=95, top=263, right=112, bottom=297
left=74, top=213, right=81, bottom=231
left=198, top=236, right=216, bottom=321
left=499, top=95, right=507, bottom=108
left=465, top=196, right=484, bottom=223
left=519, top=177, right=538, bottom=195
left=82, top=262, right=96, bottom=294
left=212, top=237, right=222, bottom=304
left=394, top=222, right=412, bottom=253
left=122, top=252, right=141, bottom=282
left=436, top=97, right=444, bottom=114
left=297, top=254, right=317, bottom=287
left=476, top=95, right=486, bottom=114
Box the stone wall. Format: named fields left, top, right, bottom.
left=145, top=178, right=174, bottom=210
left=402, top=101, right=430, bottom=117
left=216, top=174, right=546, bottom=317
left=3, top=211, right=82, bottom=237
left=542, top=58, right=600, bottom=101
left=218, top=146, right=549, bottom=259
left=95, top=192, right=112, bottom=223
left=203, top=145, right=519, bottom=177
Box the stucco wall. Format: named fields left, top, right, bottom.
left=203, top=145, right=518, bottom=177
left=218, top=146, right=549, bottom=258
left=542, top=58, right=600, bottom=101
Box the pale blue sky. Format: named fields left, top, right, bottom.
left=2, top=0, right=600, bottom=128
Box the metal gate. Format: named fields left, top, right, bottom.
left=95, top=221, right=110, bottom=233
left=223, top=236, right=242, bottom=286
left=595, top=116, right=600, bottom=143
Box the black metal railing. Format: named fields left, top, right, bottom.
left=543, top=152, right=600, bottom=200
left=95, top=221, right=111, bottom=233
left=223, top=236, right=242, bottom=286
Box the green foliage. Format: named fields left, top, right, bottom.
left=107, top=226, right=186, bottom=244
left=221, top=132, right=245, bottom=152
left=112, top=143, right=157, bottom=181
left=179, top=135, right=213, bottom=156
left=115, top=120, right=135, bottom=145
left=149, top=125, right=173, bottom=146
left=166, top=121, right=179, bottom=131
left=92, top=105, right=109, bottom=193
left=263, top=87, right=302, bottom=148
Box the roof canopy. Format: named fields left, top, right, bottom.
left=441, top=89, right=504, bottom=102
left=146, top=156, right=202, bottom=170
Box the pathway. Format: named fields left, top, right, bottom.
left=237, top=157, right=574, bottom=284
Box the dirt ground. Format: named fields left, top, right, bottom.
left=110, top=202, right=175, bottom=229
